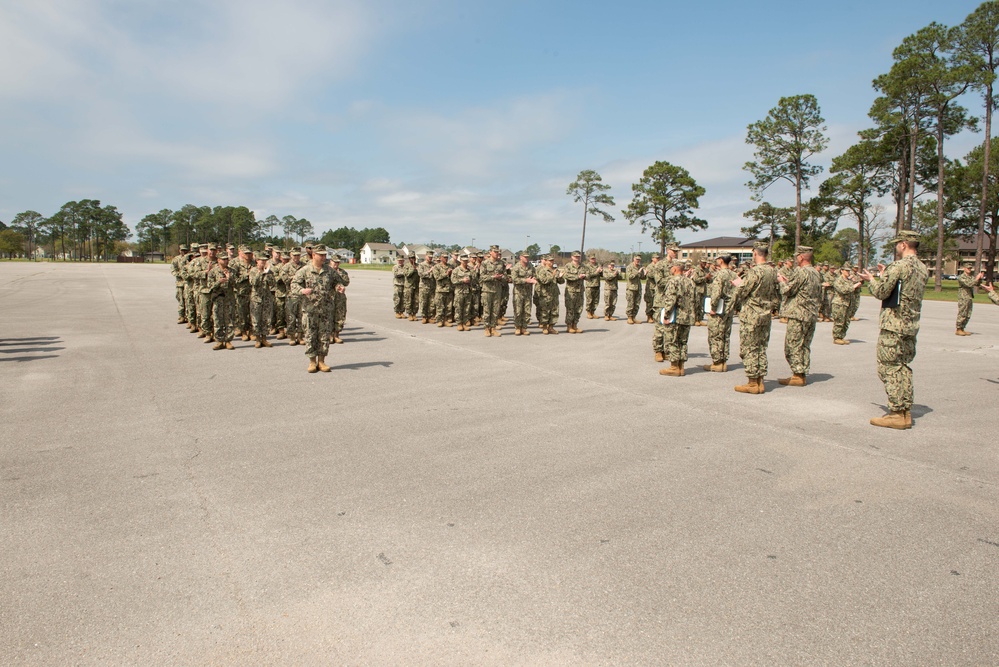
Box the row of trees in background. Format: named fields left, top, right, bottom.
left=1, top=201, right=130, bottom=260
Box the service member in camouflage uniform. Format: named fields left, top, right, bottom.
left=391, top=255, right=407, bottom=318
left=624, top=255, right=644, bottom=324
left=418, top=251, right=437, bottom=323
left=432, top=253, right=455, bottom=327
left=403, top=255, right=420, bottom=321
left=248, top=254, right=276, bottom=348
left=602, top=261, right=620, bottom=320
left=859, top=230, right=928, bottom=429
left=703, top=255, right=736, bottom=372
left=291, top=245, right=337, bottom=373
left=282, top=249, right=305, bottom=345
left=643, top=253, right=661, bottom=323
left=171, top=245, right=189, bottom=323
left=205, top=252, right=235, bottom=350
left=451, top=254, right=475, bottom=331
left=562, top=251, right=587, bottom=333
left=732, top=241, right=778, bottom=394
left=470, top=253, right=483, bottom=324
left=584, top=254, right=602, bottom=319
left=831, top=266, right=862, bottom=344
left=331, top=255, right=349, bottom=344
left=658, top=261, right=696, bottom=376
left=982, top=281, right=999, bottom=305
left=195, top=245, right=217, bottom=341
left=777, top=246, right=823, bottom=387
left=955, top=264, right=984, bottom=335
left=480, top=245, right=507, bottom=336
left=535, top=255, right=563, bottom=334
left=776, top=258, right=793, bottom=322
left=510, top=251, right=537, bottom=335
left=691, top=258, right=710, bottom=326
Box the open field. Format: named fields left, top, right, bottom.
left=1, top=262, right=998, bottom=665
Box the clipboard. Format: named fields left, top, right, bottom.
left=705, top=296, right=724, bottom=316
left=881, top=280, right=901, bottom=309
left=659, top=307, right=677, bottom=325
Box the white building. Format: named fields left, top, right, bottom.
left=359, top=242, right=398, bottom=264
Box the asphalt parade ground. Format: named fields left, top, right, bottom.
left=1, top=262, right=997, bottom=665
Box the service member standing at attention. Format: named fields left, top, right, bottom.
left=291, top=245, right=337, bottom=373
left=392, top=255, right=407, bottom=318
left=584, top=253, right=603, bottom=319
left=403, top=254, right=420, bottom=321
left=562, top=251, right=587, bottom=333
left=703, top=255, right=736, bottom=372
left=624, top=255, right=644, bottom=324
left=171, top=245, right=189, bottom=324
left=331, top=254, right=350, bottom=344
left=535, top=255, right=563, bottom=334
left=480, top=245, right=506, bottom=336
left=510, top=251, right=537, bottom=335
left=602, top=261, right=621, bottom=321
left=658, top=261, right=696, bottom=376
left=955, top=264, right=984, bottom=336
left=731, top=241, right=778, bottom=394
left=432, top=252, right=455, bottom=327
left=858, top=230, right=928, bottom=429
left=776, top=246, right=823, bottom=387
left=205, top=251, right=236, bottom=350
left=282, top=248, right=305, bottom=346
left=418, top=250, right=436, bottom=323
left=248, top=253, right=275, bottom=348
left=451, top=254, right=475, bottom=331
left=691, top=258, right=710, bottom=326
left=831, top=265, right=862, bottom=345
left=643, top=253, right=661, bottom=322
left=195, top=245, right=217, bottom=342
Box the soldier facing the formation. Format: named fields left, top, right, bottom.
left=731, top=241, right=778, bottom=394
left=776, top=246, right=822, bottom=387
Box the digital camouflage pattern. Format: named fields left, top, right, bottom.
left=625, top=261, right=644, bottom=319
left=451, top=263, right=474, bottom=326
left=735, top=262, right=778, bottom=378
left=561, top=261, right=587, bottom=328
left=707, top=267, right=736, bottom=365
left=659, top=272, right=696, bottom=363
left=249, top=265, right=276, bottom=340
left=205, top=262, right=235, bottom=343
left=432, top=261, right=454, bottom=324
left=418, top=257, right=436, bottom=320
left=956, top=270, right=980, bottom=330
left=392, top=261, right=406, bottom=314
left=403, top=260, right=420, bottom=318
left=479, top=255, right=506, bottom=328
left=780, top=265, right=822, bottom=375
left=510, top=261, right=535, bottom=329
left=291, top=262, right=336, bottom=359
left=282, top=258, right=304, bottom=340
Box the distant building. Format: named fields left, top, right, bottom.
left=332, top=248, right=354, bottom=262
left=359, top=242, right=398, bottom=264
left=399, top=243, right=431, bottom=258
left=947, top=234, right=998, bottom=274
left=680, top=236, right=756, bottom=265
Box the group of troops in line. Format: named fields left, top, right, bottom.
left=171, top=243, right=348, bottom=373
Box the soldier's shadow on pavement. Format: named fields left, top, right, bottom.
left=803, top=372, right=833, bottom=384
left=330, top=361, right=394, bottom=371
left=342, top=337, right=386, bottom=343
left=869, top=403, right=934, bottom=418
left=0, top=337, right=63, bottom=362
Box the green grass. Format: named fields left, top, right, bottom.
left=342, top=263, right=394, bottom=271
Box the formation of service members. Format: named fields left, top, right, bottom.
left=173, top=243, right=348, bottom=372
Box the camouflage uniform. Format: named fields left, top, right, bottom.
left=432, top=260, right=454, bottom=326
left=776, top=262, right=793, bottom=319
left=625, top=260, right=644, bottom=321
left=735, top=260, right=779, bottom=380
left=644, top=258, right=661, bottom=321
left=510, top=261, right=536, bottom=330
left=499, top=263, right=511, bottom=320
left=868, top=253, right=928, bottom=414
left=831, top=272, right=858, bottom=341
left=561, top=258, right=587, bottom=330
left=332, top=264, right=349, bottom=339
left=535, top=261, right=563, bottom=330
left=272, top=256, right=288, bottom=334
left=403, top=260, right=420, bottom=319
left=282, top=257, right=305, bottom=342
left=170, top=251, right=188, bottom=321
left=779, top=264, right=822, bottom=377
left=691, top=263, right=709, bottom=324
left=181, top=252, right=198, bottom=327
left=193, top=254, right=214, bottom=336
left=233, top=254, right=253, bottom=336
left=989, top=289, right=999, bottom=306
left=479, top=251, right=507, bottom=330
left=602, top=265, right=620, bottom=318
left=392, top=261, right=406, bottom=315
left=652, top=271, right=670, bottom=358
left=584, top=259, right=602, bottom=317
left=417, top=256, right=437, bottom=321
left=956, top=270, right=981, bottom=332
left=451, top=262, right=474, bottom=328
left=291, top=259, right=336, bottom=361
left=249, top=264, right=276, bottom=341
left=205, top=261, right=235, bottom=344
left=660, top=270, right=696, bottom=364
left=706, top=266, right=736, bottom=366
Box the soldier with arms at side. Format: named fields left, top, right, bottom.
left=731, top=241, right=779, bottom=394
left=955, top=264, right=984, bottom=336
left=777, top=246, right=823, bottom=387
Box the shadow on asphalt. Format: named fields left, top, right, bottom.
left=0, top=337, right=63, bottom=362
left=0, top=355, right=60, bottom=363
left=330, top=361, right=394, bottom=371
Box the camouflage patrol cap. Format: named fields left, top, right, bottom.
left=795, top=245, right=813, bottom=254
left=542, top=254, right=553, bottom=261
left=460, top=254, right=470, bottom=261
left=290, top=247, right=302, bottom=255
left=476, top=252, right=484, bottom=258
left=665, top=243, right=680, bottom=252
left=651, top=253, right=660, bottom=259
left=226, top=243, right=235, bottom=249
left=313, top=244, right=328, bottom=254
left=281, top=250, right=290, bottom=258
left=752, top=241, right=769, bottom=252
left=190, top=242, right=200, bottom=249
left=571, top=251, right=581, bottom=258
left=633, top=255, right=642, bottom=261
left=255, top=254, right=267, bottom=262
left=587, top=253, right=596, bottom=259
left=305, top=244, right=314, bottom=250
left=238, top=245, right=249, bottom=253
left=331, top=254, right=341, bottom=262
left=425, top=250, right=435, bottom=257
left=889, top=230, right=921, bottom=244
left=489, top=244, right=501, bottom=252
left=217, top=252, right=230, bottom=260
left=264, top=244, right=273, bottom=250
left=179, top=244, right=189, bottom=251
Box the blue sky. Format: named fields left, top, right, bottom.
left=0, top=0, right=987, bottom=252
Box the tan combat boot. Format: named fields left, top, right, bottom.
left=317, top=357, right=331, bottom=372
left=646, top=316, right=654, bottom=323
left=956, top=329, right=970, bottom=336
left=514, top=328, right=522, bottom=335
left=778, top=373, right=806, bottom=387
left=870, top=411, right=909, bottom=429
left=334, top=335, right=343, bottom=344
left=833, top=338, right=849, bottom=345
left=225, top=341, right=234, bottom=350
left=654, top=351, right=664, bottom=363
left=438, top=320, right=445, bottom=327
left=261, top=337, right=272, bottom=348
left=307, top=357, right=318, bottom=373
left=522, top=327, right=530, bottom=336
left=276, top=331, right=287, bottom=340
left=659, top=361, right=682, bottom=377
left=212, top=342, right=225, bottom=350
left=254, top=340, right=262, bottom=348
left=735, top=377, right=764, bottom=394
left=702, top=362, right=727, bottom=372
left=627, top=316, right=635, bottom=324
left=204, top=335, right=215, bottom=343
left=177, top=316, right=186, bottom=324
left=408, top=315, right=416, bottom=321
left=493, top=327, right=501, bottom=337
left=904, top=410, right=912, bottom=428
